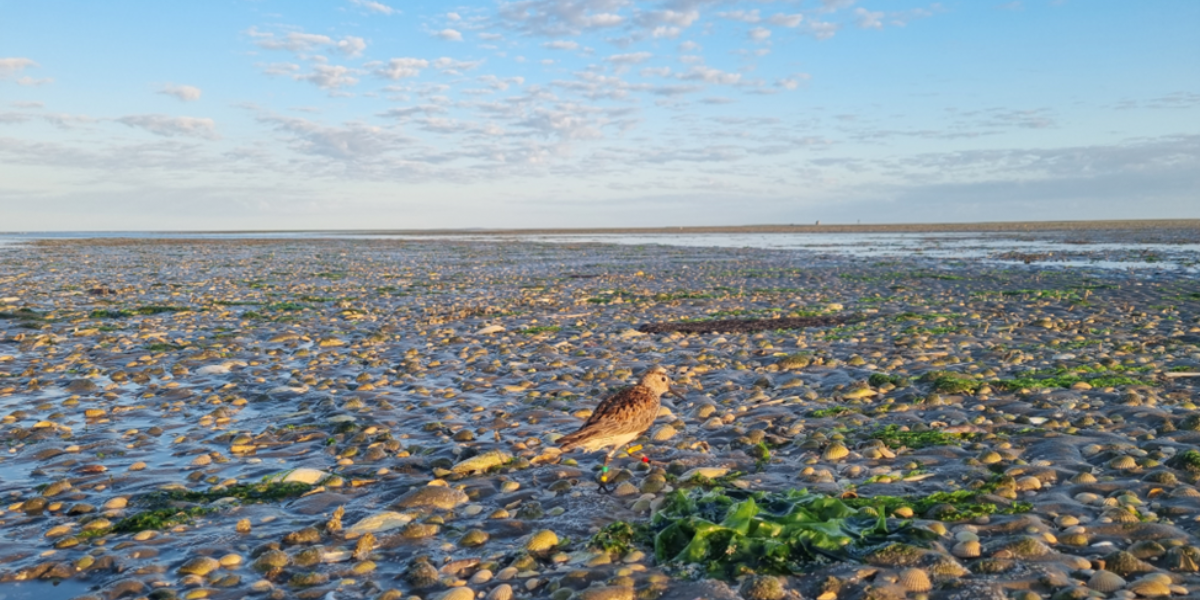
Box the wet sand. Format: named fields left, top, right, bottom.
left=0, top=233, right=1198, bottom=600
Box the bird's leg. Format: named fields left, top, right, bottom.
left=597, top=449, right=616, bottom=494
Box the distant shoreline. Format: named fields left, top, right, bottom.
left=357, top=219, right=1200, bottom=235
left=5, top=218, right=1200, bottom=237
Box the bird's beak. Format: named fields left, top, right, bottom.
left=667, top=386, right=686, bottom=400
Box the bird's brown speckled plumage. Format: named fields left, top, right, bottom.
left=558, top=366, right=671, bottom=454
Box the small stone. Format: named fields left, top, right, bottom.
left=740, top=575, right=786, bottom=600
left=526, top=529, right=559, bottom=552
left=579, top=586, right=634, bottom=600
left=487, top=584, right=514, bottom=600
left=652, top=425, right=677, bottom=441
left=460, top=528, right=489, bottom=547
left=178, top=556, right=220, bottom=576
left=438, top=588, right=476, bottom=600
left=393, top=486, right=468, bottom=510
left=346, top=511, right=414, bottom=536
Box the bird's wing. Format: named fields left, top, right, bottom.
left=558, top=385, right=659, bottom=448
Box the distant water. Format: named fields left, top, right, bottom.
left=1, top=230, right=1197, bottom=272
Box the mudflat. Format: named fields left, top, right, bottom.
left=0, top=232, right=1198, bottom=600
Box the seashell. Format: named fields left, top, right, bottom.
left=1103, top=551, right=1156, bottom=578
left=1127, top=578, right=1171, bottom=597
left=952, top=540, right=981, bottom=558
left=955, top=530, right=979, bottom=543
left=1088, top=570, right=1127, bottom=592
left=1074, top=492, right=1101, bottom=504
left=1169, top=486, right=1200, bottom=498
left=1100, top=507, right=1141, bottom=523
left=1055, top=515, right=1080, bottom=527
left=925, top=557, right=969, bottom=578
left=1165, top=545, right=1200, bottom=572
left=1101, top=496, right=1121, bottom=508
left=979, top=451, right=1003, bottom=464
left=1138, top=573, right=1172, bottom=585
left=1059, top=532, right=1089, bottom=547
left=1143, top=470, right=1177, bottom=485
left=1014, top=476, right=1042, bottom=491
left=898, top=568, right=932, bottom=593
left=1071, top=471, right=1098, bottom=484
left=996, top=536, right=1053, bottom=559
left=1128, top=541, right=1166, bottom=560
left=822, top=441, right=850, bottom=461
left=1109, top=455, right=1138, bottom=470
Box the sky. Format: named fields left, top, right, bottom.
left=1, top=0, right=1198, bottom=230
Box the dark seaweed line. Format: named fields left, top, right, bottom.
left=638, top=313, right=861, bottom=334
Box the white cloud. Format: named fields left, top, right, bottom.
left=718, top=10, right=760, bottom=24
left=855, top=8, right=884, bottom=29
left=0, top=58, right=38, bottom=78
left=258, top=114, right=403, bottom=160
left=820, top=0, right=857, bottom=11
left=159, top=84, right=202, bottom=102
left=680, top=66, right=742, bottom=86
left=251, top=29, right=367, bottom=57
left=375, top=58, right=430, bottom=79
left=16, top=76, right=53, bottom=87
left=261, top=62, right=301, bottom=76
left=10, top=101, right=43, bottom=109
left=433, top=57, right=485, bottom=73
left=778, top=74, right=811, bottom=90
left=436, top=28, right=464, bottom=41
left=496, top=0, right=629, bottom=37
left=748, top=27, right=772, bottom=41
left=295, top=64, right=359, bottom=90
left=479, top=33, right=504, bottom=41
left=447, top=12, right=461, bottom=20
left=652, top=26, right=681, bottom=39
left=679, top=41, right=701, bottom=52
left=349, top=0, right=397, bottom=15
left=769, top=13, right=804, bottom=28
left=805, top=20, right=839, bottom=39
left=640, top=66, right=671, bottom=78
left=335, top=36, right=367, bottom=57
left=117, top=115, right=219, bottom=139
left=642, top=9, right=699, bottom=27
left=543, top=40, right=580, bottom=51
left=606, top=52, right=652, bottom=65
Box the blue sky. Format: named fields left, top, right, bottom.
left=1, top=0, right=1197, bottom=230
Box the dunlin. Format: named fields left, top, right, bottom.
left=557, top=365, right=680, bottom=492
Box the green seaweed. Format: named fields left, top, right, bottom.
left=89, top=305, right=189, bottom=319
left=809, top=406, right=857, bottom=418
left=112, top=506, right=217, bottom=533
left=520, top=326, right=561, bottom=335
left=869, top=424, right=974, bottom=449
left=141, top=481, right=313, bottom=508
left=992, top=367, right=1157, bottom=390
left=921, top=371, right=982, bottom=394
left=868, top=373, right=909, bottom=388
left=842, top=490, right=1031, bottom=521
left=650, top=488, right=937, bottom=578
left=588, top=521, right=652, bottom=556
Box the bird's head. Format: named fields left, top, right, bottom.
left=639, top=365, right=683, bottom=400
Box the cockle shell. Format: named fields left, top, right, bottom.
left=951, top=541, right=981, bottom=558
left=898, top=568, right=932, bottom=593
left=1088, top=570, right=1126, bottom=592
left=822, top=441, right=850, bottom=461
